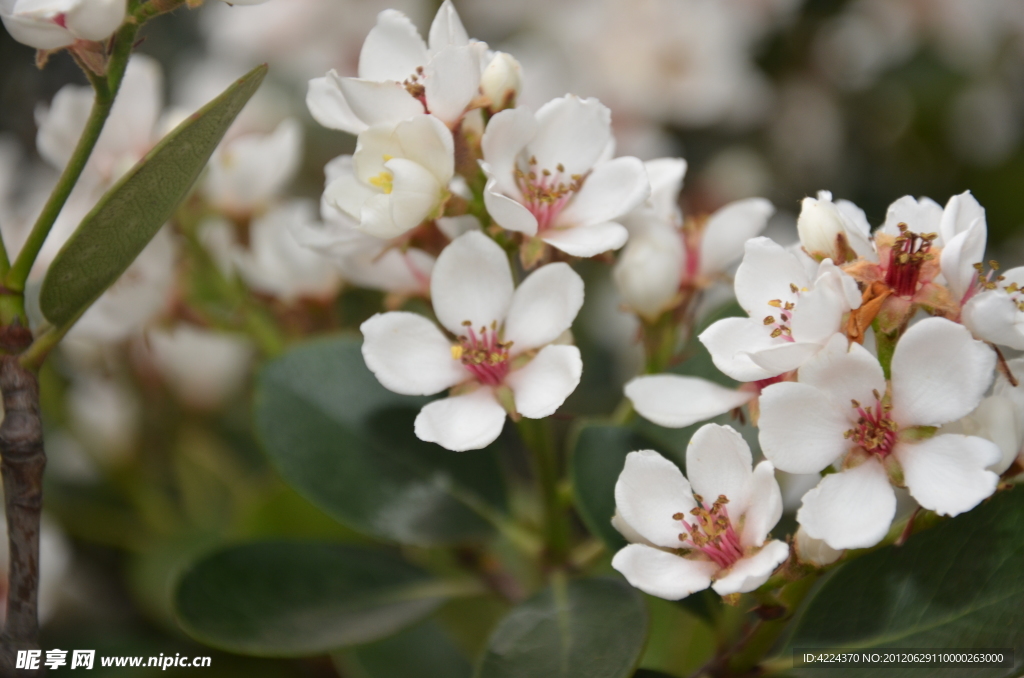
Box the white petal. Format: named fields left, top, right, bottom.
left=711, top=540, right=789, bottom=596
left=758, top=382, right=851, bottom=474
left=962, top=290, right=1024, bottom=350
left=613, top=224, right=683, bottom=320
left=414, top=389, right=507, bottom=452
left=554, top=157, right=651, bottom=228
left=797, top=334, right=886, bottom=413
left=431, top=231, right=514, bottom=335
left=896, top=435, right=1000, bottom=517
left=360, top=312, right=465, bottom=395
left=964, top=395, right=1023, bottom=474
left=338, top=78, right=424, bottom=128
left=2, top=13, right=73, bottom=49
left=794, top=527, right=843, bottom=566
left=386, top=157, right=443, bottom=231
left=611, top=510, right=654, bottom=547
left=65, top=0, right=125, bottom=41
left=788, top=267, right=852, bottom=346
left=506, top=345, right=582, bottom=418
left=881, top=195, right=943, bottom=238
left=427, top=0, right=469, bottom=50
left=939, top=190, right=985, bottom=245
left=796, top=460, right=896, bottom=550
left=530, top=96, right=612, bottom=176
left=644, top=157, right=687, bottom=223
left=698, top=198, right=774, bottom=278
left=686, top=424, right=753, bottom=513
left=423, top=45, right=480, bottom=125
left=890, top=317, right=995, bottom=427
left=324, top=171, right=380, bottom=226
left=503, top=263, right=584, bottom=353
left=733, top=237, right=809, bottom=316
left=482, top=177, right=538, bottom=235
left=393, top=114, right=455, bottom=182
left=625, top=375, right=753, bottom=429
left=939, top=218, right=986, bottom=302
left=615, top=449, right=695, bottom=549
left=307, top=72, right=367, bottom=135
left=541, top=221, right=629, bottom=258
left=740, top=461, right=784, bottom=548
left=698, top=316, right=779, bottom=382
left=481, top=107, right=536, bottom=196
left=612, top=544, right=715, bottom=601
left=358, top=9, right=428, bottom=82
left=745, top=341, right=822, bottom=376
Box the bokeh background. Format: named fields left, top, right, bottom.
left=2, top=0, right=1024, bottom=675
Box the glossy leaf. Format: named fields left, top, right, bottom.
left=175, top=541, right=451, bottom=657
left=477, top=577, right=648, bottom=678
left=40, top=64, right=267, bottom=328
left=336, top=620, right=471, bottom=678
left=254, top=335, right=507, bottom=545
left=776, top=488, right=1024, bottom=677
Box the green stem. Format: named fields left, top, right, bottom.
left=874, top=322, right=898, bottom=380
left=517, top=417, right=570, bottom=567
left=4, top=22, right=139, bottom=296
left=726, top=574, right=818, bottom=675
left=642, top=311, right=679, bottom=374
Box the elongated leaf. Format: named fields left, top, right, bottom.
left=40, top=64, right=267, bottom=328
left=254, top=335, right=507, bottom=545
left=775, top=488, right=1024, bottom=677
left=477, top=577, right=648, bottom=678
left=335, top=620, right=472, bottom=678
left=175, top=541, right=450, bottom=657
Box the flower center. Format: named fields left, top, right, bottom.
left=884, top=223, right=936, bottom=298
left=844, top=390, right=898, bottom=457
left=403, top=66, right=428, bottom=107
left=762, top=285, right=804, bottom=342
left=514, top=156, right=584, bottom=231
left=451, top=321, right=512, bottom=386
left=674, top=494, right=744, bottom=569
left=971, top=260, right=1024, bottom=309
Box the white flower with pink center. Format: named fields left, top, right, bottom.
left=479, top=95, right=650, bottom=258
left=306, top=0, right=490, bottom=134
left=758, top=318, right=1001, bottom=550
left=611, top=424, right=787, bottom=600
left=698, top=236, right=862, bottom=382
left=360, top=231, right=584, bottom=452
left=1, top=0, right=126, bottom=50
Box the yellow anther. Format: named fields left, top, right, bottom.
left=368, top=170, right=394, bottom=194
left=451, top=345, right=464, bottom=360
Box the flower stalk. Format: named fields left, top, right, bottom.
left=518, top=417, right=571, bottom=567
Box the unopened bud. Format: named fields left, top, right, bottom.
left=794, top=527, right=843, bottom=567
left=797, top=195, right=848, bottom=262
left=481, top=52, right=522, bottom=112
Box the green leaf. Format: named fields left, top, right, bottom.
left=336, top=620, right=472, bottom=678
left=40, top=64, right=267, bottom=328
left=175, top=541, right=453, bottom=657
left=776, top=488, right=1024, bottom=677
left=254, top=335, right=507, bottom=545
left=476, top=577, right=648, bottom=678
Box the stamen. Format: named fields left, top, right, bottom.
left=514, top=159, right=585, bottom=231
left=884, top=224, right=936, bottom=297
left=674, top=495, right=744, bottom=569
left=844, top=392, right=898, bottom=457
left=452, top=321, right=513, bottom=386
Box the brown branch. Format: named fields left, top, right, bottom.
left=0, top=357, right=45, bottom=676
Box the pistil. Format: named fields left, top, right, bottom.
left=674, top=494, right=744, bottom=569
left=884, top=223, right=936, bottom=298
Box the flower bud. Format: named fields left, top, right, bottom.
left=481, top=52, right=522, bottom=112
left=794, top=526, right=843, bottom=567
left=797, top=194, right=849, bottom=262
left=2, top=0, right=127, bottom=50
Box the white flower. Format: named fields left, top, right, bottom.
left=611, top=424, right=787, bottom=600
left=699, top=236, right=862, bottom=382
left=796, top=190, right=875, bottom=263
left=480, top=95, right=650, bottom=257
left=360, top=231, right=584, bottom=452
left=210, top=201, right=342, bottom=303
left=758, top=319, right=1000, bottom=550
left=203, top=118, right=303, bottom=217
left=324, top=114, right=454, bottom=240
left=146, top=325, right=255, bottom=411
left=307, top=0, right=487, bottom=134
left=293, top=155, right=437, bottom=296
left=480, top=52, right=522, bottom=112
left=1, top=0, right=126, bottom=50
left=614, top=158, right=774, bottom=320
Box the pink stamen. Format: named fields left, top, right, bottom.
left=884, top=225, right=936, bottom=298
left=514, top=159, right=585, bottom=232
left=675, top=496, right=744, bottom=569
left=845, top=391, right=898, bottom=457
left=455, top=322, right=511, bottom=386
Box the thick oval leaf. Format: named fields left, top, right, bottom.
left=254, top=335, right=507, bottom=545
left=477, top=577, right=648, bottom=678
left=40, top=64, right=268, bottom=328
left=175, top=541, right=449, bottom=657
left=335, top=620, right=472, bottom=678
left=776, top=488, right=1024, bottom=677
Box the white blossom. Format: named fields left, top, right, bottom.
left=480, top=95, right=649, bottom=257
left=1, top=0, right=126, bottom=50
left=360, top=231, right=584, bottom=451
left=146, top=325, right=256, bottom=411
left=611, top=425, right=787, bottom=600
left=796, top=190, right=874, bottom=262
left=758, top=320, right=1000, bottom=549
